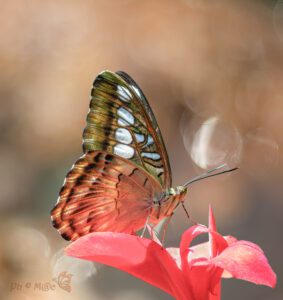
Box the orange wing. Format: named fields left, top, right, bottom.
left=51, top=151, right=162, bottom=241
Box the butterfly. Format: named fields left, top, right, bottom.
left=51, top=70, right=189, bottom=241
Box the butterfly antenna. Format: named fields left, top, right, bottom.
left=183, top=165, right=238, bottom=187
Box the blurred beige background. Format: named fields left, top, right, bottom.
left=0, top=0, right=282, bottom=299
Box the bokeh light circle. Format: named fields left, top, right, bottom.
left=182, top=115, right=243, bottom=170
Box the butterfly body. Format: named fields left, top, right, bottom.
left=51, top=70, right=186, bottom=241
left=151, top=186, right=187, bottom=220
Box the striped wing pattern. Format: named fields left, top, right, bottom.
left=83, top=71, right=171, bottom=188
left=51, top=71, right=171, bottom=241
left=51, top=151, right=162, bottom=241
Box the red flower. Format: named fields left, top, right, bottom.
left=66, top=206, right=276, bottom=300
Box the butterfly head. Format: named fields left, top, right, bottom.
left=167, top=186, right=187, bottom=199
left=162, top=186, right=187, bottom=207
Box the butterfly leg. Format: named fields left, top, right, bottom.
left=181, top=202, right=197, bottom=225
left=181, top=202, right=190, bottom=219
left=140, top=215, right=150, bottom=238
left=156, top=200, right=162, bottom=219
left=150, top=226, right=159, bottom=240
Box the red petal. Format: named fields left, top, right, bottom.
left=211, top=240, right=277, bottom=287
left=188, top=235, right=237, bottom=262
left=224, top=235, right=238, bottom=245
left=180, top=225, right=209, bottom=261
left=209, top=204, right=217, bottom=232
left=188, top=264, right=222, bottom=300
left=180, top=225, right=228, bottom=300
left=180, top=225, right=228, bottom=268
left=209, top=205, right=217, bottom=257
left=66, top=232, right=193, bottom=300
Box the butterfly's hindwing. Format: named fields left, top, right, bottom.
left=51, top=151, right=162, bottom=241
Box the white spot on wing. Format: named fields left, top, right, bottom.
left=117, top=107, right=134, bottom=125
left=118, top=118, right=128, bottom=126
left=155, top=167, right=164, bottom=174
left=115, top=128, right=132, bottom=144
left=114, top=144, right=135, bottom=159
left=141, top=152, right=161, bottom=160
left=132, top=85, right=142, bottom=98
left=117, top=86, right=131, bottom=102
left=135, top=133, right=145, bottom=143
left=84, top=138, right=94, bottom=143
left=143, top=135, right=154, bottom=148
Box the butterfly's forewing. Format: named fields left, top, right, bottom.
left=51, top=151, right=162, bottom=241
left=83, top=71, right=172, bottom=188
left=51, top=71, right=171, bottom=240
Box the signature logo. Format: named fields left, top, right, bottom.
left=10, top=271, right=73, bottom=293
left=53, top=271, right=73, bottom=292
